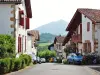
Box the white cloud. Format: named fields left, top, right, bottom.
left=30, top=0, right=100, bottom=29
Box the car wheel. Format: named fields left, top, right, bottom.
left=67, top=59, right=70, bottom=64
left=72, top=60, right=75, bottom=65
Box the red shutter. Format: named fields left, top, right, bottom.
left=25, top=36, right=26, bottom=51
left=19, top=10, right=24, bottom=26
left=26, top=18, right=30, bottom=29
left=18, top=36, right=22, bottom=53
left=18, top=36, right=20, bottom=53
left=87, top=22, right=90, bottom=31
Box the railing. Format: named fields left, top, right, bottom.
left=0, top=0, right=21, bottom=4
left=71, top=34, right=82, bottom=43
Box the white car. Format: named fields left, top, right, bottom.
left=41, top=58, right=46, bottom=63
left=29, top=54, right=37, bottom=64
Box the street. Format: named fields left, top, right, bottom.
left=7, top=63, right=100, bottom=75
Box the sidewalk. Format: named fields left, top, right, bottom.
left=84, top=65, right=100, bottom=75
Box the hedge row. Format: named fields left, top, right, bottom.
left=0, top=54, right=32, bottom=74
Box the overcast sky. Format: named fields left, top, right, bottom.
left=30, top=0, right=100, bottom=29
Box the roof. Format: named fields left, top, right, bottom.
left=54, top=36, right=65, bottom=44
left=27, top=30, right=40, bottom=41
left=66, top=8, right=100, bottom=31
left=24, top=0, right=32, bottom=18
left=62, top=32, right=73, bottom=46
left=0, top=0, right=22, bottom=4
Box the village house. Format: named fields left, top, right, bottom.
left=54, top=35, right=66, bottom=58
left=63, top=8, right=100, bottom=54
left=27, top=30, right=40, bottom=56
left=0, top=0, right=32, bottom=54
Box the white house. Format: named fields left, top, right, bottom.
left=54, top=35, right=66, bottom=58
left=0, top=0, right=32, bottom=54
left=27, top=30, right=39, bottom=56
left=64, top=8, right=100, bottom=54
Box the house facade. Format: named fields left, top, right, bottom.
left=64, top=8, right=100, bottom=54
left=27, top=30, right=39, bottom=56
left=0, top=0, right=32, bottom=54
left=54, top=36, right=66, bottom=58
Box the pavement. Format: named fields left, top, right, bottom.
left=7, top=63, right=100, bottom=75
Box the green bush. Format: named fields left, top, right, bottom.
left=9, top=58, right=15, bottom=72
left=0, top=54, right=32, bottom=74
left=62, top=59, right=68, bottom=64
left=20, top=54, right=32, bottom=66
left=0, top=35, right=15, bottom=58
left=0, top=58, right=10, bottom=74
left=14, top=58, right=22, bottom=71
left=56, top=58, right=62, bottom=63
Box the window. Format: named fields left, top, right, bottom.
left=87, top=22, right=90, bottom=31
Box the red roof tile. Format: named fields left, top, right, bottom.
left=54, top=36, right=65, bottom=43
left=78, top=8, right=100, bottom=23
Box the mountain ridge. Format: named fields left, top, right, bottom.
left=35, top=19, right=68, bottom=35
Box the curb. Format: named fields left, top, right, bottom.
left=5, top=64, right=35, bottom=75
left=84, top=66, right=100, bottom=75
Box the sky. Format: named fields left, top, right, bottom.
left=30, top=0, right=100, bottom=29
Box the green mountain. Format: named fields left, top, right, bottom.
left=39, top=33, right=56, bottom=43
left=35, top=19, right=68, bottom=35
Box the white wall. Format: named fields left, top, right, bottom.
left=27, top=35, right=32, bottom=54
left=15, top=0, right=28, bottom=53
left=95, top=23, right=100, bottom=54
left=0, top=4, right=14, bottom=34
left=82, top=14, right=94, bottom=52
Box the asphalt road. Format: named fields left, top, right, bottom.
left=8, top=63, right=100, bottom=75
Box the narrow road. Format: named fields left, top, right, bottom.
left=8, top=63, right=100, bottom=75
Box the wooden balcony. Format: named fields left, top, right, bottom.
left=0, top=0, right=21, bottom=4
left=71, top=34, right=82, bottom=43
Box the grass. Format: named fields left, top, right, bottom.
left=39, top=43, right=51, bottom=46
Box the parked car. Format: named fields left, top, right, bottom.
left=29, top=54, right=37, bottom=64
left=41, top=58, right=46, bottom=63
left=67, top=53, right=83, bottom=64
left=36, top=57, right=41, bottom=64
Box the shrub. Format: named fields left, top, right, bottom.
left=20, top=58, right=26, bottom=69
left=62, top=59, right=68, bottom=64
left=82, top=53, right=100, bottom=65
left=20, top=54, right=32, bottom=66
left=9, top=58, right=15, bottom=72
left=0, top=35, right=15, bottom=58
left=0, top=58, right=10, bottom=74
left=14, top=58, right=22, bottom=71
left=56, top=58, right=62, bottom=63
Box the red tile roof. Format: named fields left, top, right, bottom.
left=27, top=30, right=40, bottom=41
left=0, top=0, right=21, bottom=4
left=78, top=8, right=100, bottom=23
left=66, top=8, right=100, bottom=31
left=54, top=36, right=65, bottom=43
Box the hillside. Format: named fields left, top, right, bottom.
left=39, top=33, right=56, bottom=43
left=35, top=20, right=68, bottom=35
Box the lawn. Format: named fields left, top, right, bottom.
left=39, top=43, right=51, bottom=46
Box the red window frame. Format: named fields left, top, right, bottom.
left=87, top=22, right=90, bottom=31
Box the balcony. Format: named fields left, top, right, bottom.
left=71, top=34, right=82, bottom=43
left=0, top=0, right=21, bottom=4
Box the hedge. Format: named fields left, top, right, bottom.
left=0, top=54, right=32, bottom=74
